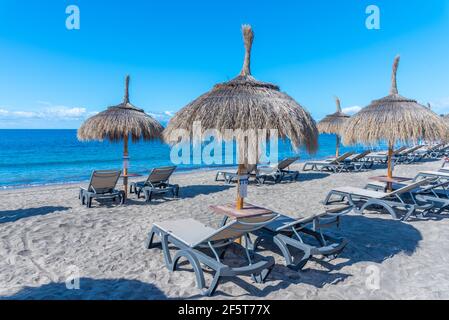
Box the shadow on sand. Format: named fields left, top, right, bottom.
left=321, top=214, right=422, bottom=269
left=298, top=172, right=330, bottom=181
left=1, top=278, right=167, bottom=300
left=0, top=206, right=70, bottom=224
left=123, top=184, right=233, bottom=206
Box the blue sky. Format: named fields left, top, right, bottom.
left=0, top=0, right=448, bottom=128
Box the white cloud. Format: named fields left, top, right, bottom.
left=428, top=97, right=449, bottom=115
left=0, top=104, right=91, bottom=121
left=149, top=110, right=175, bottom=121
left=342, top=106, right=362, bottom=115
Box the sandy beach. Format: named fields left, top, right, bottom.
left=1, top=159, right=449, bottom=300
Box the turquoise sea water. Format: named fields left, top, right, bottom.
left=0, top=129, right=374, bottom=189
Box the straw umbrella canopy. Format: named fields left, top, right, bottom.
left=78, top=76, right=164, bottom=196
left=343, top=56, right=447, bottom=183
left=163, top=25, right=318, bottom=209
left=317, top=97, right=350, bottom=157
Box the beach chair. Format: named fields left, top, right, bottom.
left=256, top=157, right=300, bottom=184
left=215, top=164, right=258, bottom=184
left=366, top=177, right=449, bottom=216
left=323, top=179, right=435, bottom=221
left=129, top=166, right=179, bottom=202
left=414, top=170, right=449, bottom=182
left=395, top=145, right=424, bottom=164
left=302, top=152, right=354, bottom=173
left=250, top=206, right=352, bottom=270
left=146, top=212, right=278, bottom=296
left=363, top=146, right=407, bottom=164
left=79, top=170, right=124, bottom=208
left=414, top=143, right=445, bottom=160
left=343, top=150, right=373, bottom=171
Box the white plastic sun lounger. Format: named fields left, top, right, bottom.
left=324, top=179, right=434, bottom=221
left=215, top=164, right=258, bottom=184
left=250, top=206, right=352, bottom=270
left=302, top=152, right=354, bottom=173
left=256, top=157, right=300, bottom=184
left=146, top=212, right=278, bottom=296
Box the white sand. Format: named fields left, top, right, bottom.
left=1, top=159, right=449, bottom=300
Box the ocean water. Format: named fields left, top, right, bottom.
left=0, top=129, right=373, bottom=189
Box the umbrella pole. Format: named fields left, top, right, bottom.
left=387, top=141, right=393, bottom=191
left=236, top=164, right=245, bottom=210
left=123, top=134, right=129, bottom=199
left=336, top=135, right=340, bottom=158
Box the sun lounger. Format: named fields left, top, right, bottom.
left=395, top=145, right=424, bottom=164
left=324, top=179, right=435, bottom=221
left=79, top=170, right=124, bottom=208
left=302, top=152, right=354, bottom=173
left=414, top=170, right=449, bottom=182
left=256, top=157, right=300, bottom=184
left=146, top=211, right=278, bottom=296
left=250, top=206, right=352, bottom=270
left=343, top=150, right=373, bottom=171
left=414, top=143, right=446, bottom=160
left=215, top=164, right=258, bottom=184
left=366, top=177, right=449, bottom=215
left=129, top=166, right=179, bottom=202
left=364, top=146, right=407, bottom=164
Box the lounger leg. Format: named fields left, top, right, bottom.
left=145, top=229, right=157, bottom=249
left=360, top=200, right=400, bottom=220
left=144, top=190, right=153, bottom=202
left=273, top=235, right=310, bottom=271
left=172, top=250, right=206, bottom=292
left=87, top=195, right=93, bottom=208
left=204, top=271, right=221, bottom=296
left=324, top=191, right=342, bottom=205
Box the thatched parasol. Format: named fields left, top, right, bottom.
left=343, top=56, right=447, bottom=183
left=317, top=97, right=350, bottom=157
left=163, top=25, right=318, bottom=209
left=78, top=75, right=164, bottom=197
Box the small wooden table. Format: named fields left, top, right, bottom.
left=210, top=203, right=273, bottom=243
left=210, top=203, right=273, bottom=220
left=369, top=175, right=412, bottom=191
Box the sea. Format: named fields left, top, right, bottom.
left=0, top=129, right=377, bottom=189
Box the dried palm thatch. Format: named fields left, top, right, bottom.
left=342, top=56, right=447, bottom=180
left=78, top=76, right=164, bottom=197
left=343, top=57, right=446, bottom=146
left=163, top=25, right=318, bottom=154
left=163, top=25, right=318, bottom=209
left=317, top=97, right=350, bottom=157
left=78, top=76, right=163, bottom=143
left=317, top=97, right=350, bottom=135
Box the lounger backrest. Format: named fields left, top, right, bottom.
left=334, top=152, right=354, bottom=163
left=351, top=150, right=371, bottom=161
left=388, top=178, right=434, bottom=197
left=399, top=145, right=421, bottom=156
left=277, top=157, right=300, bottom=170
left=146, top=166, right=177, bottom=184
left=88, top=170, right=121, bottom=194
left=194, top=213, right=278, bottom=246
left=393, top=146, right=407, bottom=155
